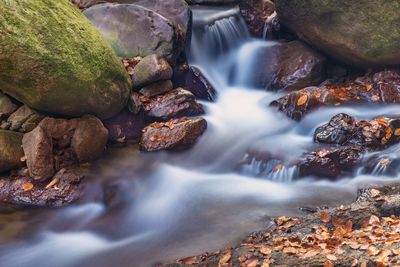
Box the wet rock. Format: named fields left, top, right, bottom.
left=0, top=167, right=85, bottom=207
left=270, top=41, right=326, bottom=91
left=22, top=126, right=54, bottom=181
left=1, top=0, right=131, bottom=119
left=315, top=113, right=400, bottom=148
left=299, top=146, right=364, bottom=179
left=239, top=0, right=276, bottom=37
left=132, top=55, right=173, bottom=88
left=6, top=105, right=44, bottom=133
left=275, top=0, right=400, bottom=67
left=0, top=92, right=18, bottom=119
left=142, top=88, right=204, bottom=120
left=128, top=92, right=143, bottom=114
left=271, top=69, right=400, bottom=120
left=71, top=116, right=109, bottom=162
left=139, top=80, right=174, bottom=98
left=85, top=4, right=184, bottom=64
left=140, top=117, right=207, bottom=151
left=103, top=110, right=146, bottom=143
left=0, top=131, right=24, bottom=173
left=172, top=65, right=217, bottom=101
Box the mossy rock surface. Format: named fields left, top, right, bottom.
left=0, top=130, right=24, bottom=173
left=275, top=0, right=400, bottom=67
left=0, top=0, right=131, bottom=119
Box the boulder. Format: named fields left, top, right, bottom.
left=22, top=126, right=54, bottom=181
left=71, top=116, right=109, bottom=162
left=140, top=117, right=207, bottom=151
left=0, top=0, right=131, bottom=119
left=239, top=0, right=276, bottom=37
left=84, top=3, right=185, bottom=64
left=0, top=93, right=18, bottom=119
left=132, top=55, right=173, bottom=88
left=172, top=65, right=217, bottom=101
left=275, top=0, right=400, bottom=67
left=139, top=80, right=174, bottom=98
left=0, top=131, right=24, bottom=173
left=141, top=88, right=204, bottom=120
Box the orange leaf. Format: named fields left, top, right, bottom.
left=22, top=182, right=33, bottom=192
left=320, top=211, right=331, bottom=223
left=395, top=128, right=400, bottom=136
left=297, top=94, right=308, bottom=106
left=324, top=260, right=334, bottom=267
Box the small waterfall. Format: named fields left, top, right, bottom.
left=189, top=6, right=250, bottom=88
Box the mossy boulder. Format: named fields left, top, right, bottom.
left=0, top=130, right=24, bottom=173
left=0, top=0, right=131, bottom=119
left=275, top=0, right=400, bottom=67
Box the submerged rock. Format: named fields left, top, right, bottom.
left=142, top=88, right=204, bottom=120
left=0, top=167, right=85, bottom=207
left=0, top=0, right=131, bottom=119
left=0, top=131, right=24, bottom=173
left=132, top=55, right=173, bottom=88
left=84, top=3, right=185, bottom=64
left=140, top=117, right=207, bottom=151
left=275, top=0, right=400, bottom=67
left=172, top=65, right=217, bottom=101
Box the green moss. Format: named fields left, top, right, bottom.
left=0, top=0, right=132, bottom=119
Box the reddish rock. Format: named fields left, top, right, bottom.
left=140, top=117, right=207, bottom=151
left=271, top=69, right=400, bottom=120
left=142, top=88, right=204, bottom=120
left=0, top=130, right=24, bottom=173
left=172, top=65, right=217, bottom=101
left=239, top=0, right=277, bottom=37
left=139, top=80, right=174, bottom=97
left=22, top=126, right=54, bottom=181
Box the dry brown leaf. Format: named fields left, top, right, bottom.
left=320, top=211, right=331, bottom=223
left=360, top=262, right=367, bottom=267
left=371, top=95, right=380, bottom=101
left=179, top=256, right=199, bottom=265
left=324, top=259, right=334, bottom=267
left=275, top=216, right=291, bottom=226
left=260, top=246, right=272, bottom=255
left=367, top=246, right=380, bottom=256
left=370, top=189, right=381, bottom=197
left=297, top=94, right=308, bottom=106
left=395, top=128, right=400, bottom=136
left=366, top=84, right=373, bottom=91
left=282, top=247, right=297, bottom=254
left=302, top=250, right=319, bottom=258
left=219, top=250, right=232, bottom=265
left=246, top=258, right=258, bottom=267
left=351, top=259, right=358, bottom=266
left=22, top=182, right=33, bottom=191
left=326, top=254, right=337, bottom=261
left=369, top=215, right=380, bottom=225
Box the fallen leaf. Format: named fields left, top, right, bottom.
left=22, top=182, right=33, bottom=192
left=371, top=95, right=380, bottom=101
left=369, top=215, right=380, bottom=225
left=260, top=246, right=272, bottom=255
left=351, top=259, right=358, bottom=266
left=367, top=246, right=380, bottom=256
left=326, top=254, right=337, bottom=261
left=45, top=178, right=60, bottom=189
left=302, top=250, right=319, bottom=258
left=179, top=256, right=198, bottom=265
left=320, top=211, right=331, bottom=223
left=297, top=94, right=308, bottom=106
left=395, top=128, right=400, bottom=136
left=324, top=259, right=334, bottom=267
left=219, top=250, right=232, bottom=265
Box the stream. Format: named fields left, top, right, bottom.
left=1, top=5, right=400, bottom=267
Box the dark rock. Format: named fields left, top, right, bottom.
left=239, top=0, right=276, bottom=37
left=85, top=4, right=185, bottom=64
left=271, top=69, right=400, bottom=120
left=6, top=105, right=44, bottom=133
left=142, top=88, right=204, bottom=120
left=0, top=167, right=85, bottom=207
left=274, top=0, right=400, bottom=67
left=299, top=146, right=364, bottom=179
left=103, top=109, right=146, bottom=143
left=132, top=54, right=173, bottom=88
left=139, top=80, right=174, bottom=98
left=128, top=92, right=143, bottom=114
left=315, top=113, right=400, bottom=148
left=0, top=131, right=24, bottom=173
left=140, top=117, right=207, bottom=151
left=22, top=126, right=54, bottom=181
left=270, top=41, right=326, bottom=91
left=172, top=65, right=217, bottom=101
left=71, top=116, right=109, bottom=162
left=0, top=92, right=18, bottom=119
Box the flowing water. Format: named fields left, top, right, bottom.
left=1, top=5, right=400, bottom=267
